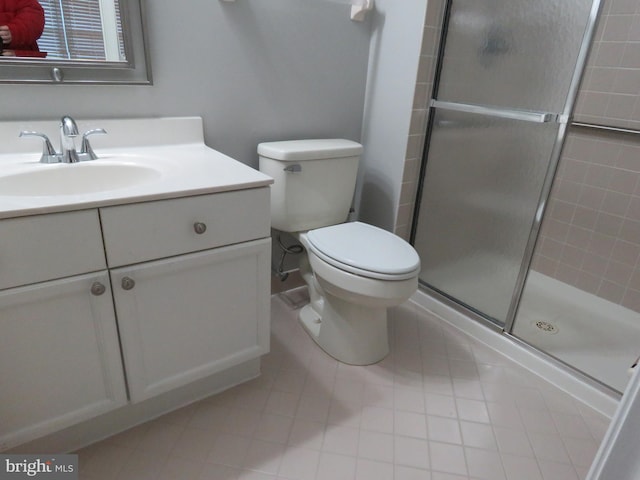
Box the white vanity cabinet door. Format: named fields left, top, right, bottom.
left=111, top=238, right=271, bottom=402
left=0, top=272, right=128, bottom=451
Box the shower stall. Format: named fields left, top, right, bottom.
left=412, top=0, right=640, bottom=394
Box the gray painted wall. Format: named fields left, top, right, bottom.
left=356, top=0, right=427, bottom=231
left=0, top=0, right=371, bottom=168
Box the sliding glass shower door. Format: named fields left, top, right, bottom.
left=415, top=110, right=560, bottom=323
left=412, top=0, right=598, bottom=326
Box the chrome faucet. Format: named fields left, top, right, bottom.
left=19, top=115, right=107, bottom=164
left=60, top=115, right=80, bottom=163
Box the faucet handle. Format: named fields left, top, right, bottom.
left=80, top=128, right=107, bottom=160
left=19, top=131, right=59, bottom=163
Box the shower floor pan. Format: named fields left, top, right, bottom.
left=514, top=270, right=640, bottom=393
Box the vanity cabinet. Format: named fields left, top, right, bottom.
left=0, top=187, right=271, bottom=450
left=0, top=211, right=127, bottom=451
left=0, top=116, right=274, bottom=452
left=100, top=189, right=271, bottom=402
left=111, top=240, right=270, bottom=402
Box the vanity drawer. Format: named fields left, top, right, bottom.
left=0, top=210, right=106, bottom=290
left=100, top=187, right=271, bottom=267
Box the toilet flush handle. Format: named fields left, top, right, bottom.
left=284, top=164, right=302, bottom=173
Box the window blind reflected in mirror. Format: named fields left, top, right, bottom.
left=38, top=0, right=124, bottom=61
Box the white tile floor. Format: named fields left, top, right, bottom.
left=77, top=289, right=611, bottom=480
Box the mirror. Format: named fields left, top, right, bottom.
left=0, top=0, right=151, bottom=84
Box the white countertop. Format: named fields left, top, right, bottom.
left=0, top=117, right=273, bottom=219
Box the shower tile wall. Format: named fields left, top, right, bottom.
left=532, top=128, right=640, bottom=313
left=573, top=0, right=640, bottom=130
left=395, top=0, right=446, bottom=240
left=532, top=0, right=640, bottom=314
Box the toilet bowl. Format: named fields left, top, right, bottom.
left=296, top=222, right=419, bottom=365
left=258, top=139, right=420, bottom=365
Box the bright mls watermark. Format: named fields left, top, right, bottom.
left=0, top=455, right=77, bottom=479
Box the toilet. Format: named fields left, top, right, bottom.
left=258, top=139, right=420, bottom=365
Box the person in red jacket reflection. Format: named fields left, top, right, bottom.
left=0, top=0, right=46, bottom=57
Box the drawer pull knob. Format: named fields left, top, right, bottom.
left=121, top=277, right=136, bottom=291
left=194, top=222, right=207, bottom=235
left=91, top=282, right=106, bottom=296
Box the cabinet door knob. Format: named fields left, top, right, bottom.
left=194, top=222, right=207, bottom=235
left=91, top=282, right=106, bottom=296
left=121, top=277, right=136, bottom=290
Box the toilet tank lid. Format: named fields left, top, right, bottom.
left=257, top=139, right=363, bottom=161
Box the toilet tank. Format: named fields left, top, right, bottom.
left=258, top=139, right=363, bottom=232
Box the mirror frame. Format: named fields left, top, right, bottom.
left=0, top=0, right=151, bottom=85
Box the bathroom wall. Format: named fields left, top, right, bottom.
left=393, top=0, right=446, bottom=240
left=573, top=0, right=640, bottom=130
left=355, top=0, right=430, bottom=232
left=532, top=128, right=640, bottom=313
left=531, top=0, right=640, bottom=314
left=265, top=0, right=433, bottom=286
left=0, top=0, right=440, bottom=282
left=0, top=0, right=371, bottom=168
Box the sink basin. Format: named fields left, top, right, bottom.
left=0, top=162, right=163, bottom=196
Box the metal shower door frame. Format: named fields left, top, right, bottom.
left=410, top=0, right=605, bottom=333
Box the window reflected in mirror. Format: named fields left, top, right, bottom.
left=39, top=0, right=125, bottom=61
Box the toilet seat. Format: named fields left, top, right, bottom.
left=305, top=222, right=420, bottom=281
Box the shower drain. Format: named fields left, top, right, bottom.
left=533, top=320, right=559, bottom=334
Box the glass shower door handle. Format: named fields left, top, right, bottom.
left=431, top=100, right=557, bottom=124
